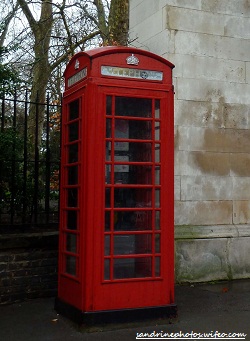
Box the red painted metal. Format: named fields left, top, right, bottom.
left=58, top=47, right=175, bottom=315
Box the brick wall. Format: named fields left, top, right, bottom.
left=0, top=231, right=58, bottom=304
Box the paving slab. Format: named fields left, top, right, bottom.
left=0, top=279, right=249, bottom=341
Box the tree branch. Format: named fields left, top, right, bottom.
left=17, top=0, right=37, bottom=31
left=0, top=2, right=19, bottom=47
left=93, top=0, right=109, bottom=43
left=50, top=30, right=101, bottom=71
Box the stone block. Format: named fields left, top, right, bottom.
left=175, top=230, right=250, bottom=282
left=228, top=237, right=250, bottom=278
left=171, top=54, right=245, bottom=83
left=246, top=62, right=250, bottom=83
left=223, top=104, right=250, bottom=129
left=230, top=153, right=250, bottom=177
left=141, top=30, right=175, bottom=56
left=175, top=238, right=229, bottom=283
left=175, top=224, right=250, bottom=239
left=233, top=201, right=250, bottom=224
left=174, top=176, right=181, bottom=200
left=162, top=0, right=201, bottom=10
left=192, top=152, right=228, bottom=176
left=177, top=126, right=250, bottom=153
left=129, top=0, right=160, bottom=28
left=165, top=6, right=224, bottom=35
left=201, top=0, right=250, bottom=17
left=129, top=9, right=163, bottom=42
left=225, top=16, right=250, bottom=39
left=176, top=126, right=204, bottom=152
left=175, top=31, right=250, bottom=62
left=174, top=100, right=216, bottom=128
left=175, top=150, right=231, bottom=176
left=174, top=201, right=232, bottom=225
left=180, top=176, right=233, bottom=201
left=232, top=177, right=250, bottom=200
left=177, top=78, right=250, bottom=104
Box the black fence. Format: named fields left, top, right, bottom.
left=0, top=90, right=61, bottom=230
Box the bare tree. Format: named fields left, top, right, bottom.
left=0, top=2, right=19, bottom=48
left=17, top=0, right=56, bottom=141
left=1, top=0, right=130, bottom=142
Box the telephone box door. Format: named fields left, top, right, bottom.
left=92, top=86, right=174, bottom=311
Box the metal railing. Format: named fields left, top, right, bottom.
left=0, top=90, right=61, bottom=229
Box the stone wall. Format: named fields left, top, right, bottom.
left=130, top=0, right=250, bottom=282
left=0, top=231, right=58, bottom=304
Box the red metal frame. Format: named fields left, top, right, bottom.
left=57, top=47, right=175, bottom=317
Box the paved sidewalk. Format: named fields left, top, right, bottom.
left=0, top=279, right=249, bottom=341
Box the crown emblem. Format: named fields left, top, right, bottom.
left=126, top=54, right=139, bottom=65
left=74, top=59, right=80, bottom=69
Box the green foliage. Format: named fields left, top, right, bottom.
left=0, top=128, right=24, bottom=213
left=0, top=126, right=60, bottom=220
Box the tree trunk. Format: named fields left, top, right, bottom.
left=94, top=0, right=129, bottom=46
left=28, top=32, right=52, bottom=145
left=108, top=0, right=129, bottom=46
left=17, top=0, right=53, bottom=146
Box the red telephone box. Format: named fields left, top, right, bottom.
left=55, top=46, right=176, bottom=324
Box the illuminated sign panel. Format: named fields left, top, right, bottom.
left=101, top=66, right=163, bottom=81
left=68, top=67, right=87, bottom=87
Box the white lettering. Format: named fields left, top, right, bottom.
left=101, top=66, right=163, bottom=81
left=68, top=67, right=87, bottom=87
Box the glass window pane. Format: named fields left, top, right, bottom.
left=155, top=211, right=160, bottom=230
left=113, top=257, right=152, bottom=279
left=155, top=257, right=161, bottom=277
left=105, top=211, right=110, bottom=231
left=67, top=188, right=78, bottom=207
left=114, top=211, right=152, bottom=231
left=68, top=165, right=78, bottom=185
left=106, top=95, right=112, bottom=116
left=115, top=97, right=152, bottom=118
left=114, top=235, right=135, bottom=255
left=114, top=165, right=152, bottom=185
left=68, top=144, right=78, bottom=163
left=155, top=166, right=160, bottom=185
left=114, top=188, right=152, bottom=208
left=155, top=234, right=160, bottom=253
left=155, top=121, right=160, bottom=140
left=68, top=122, right=79, bottom=142
left=105, top=141, right=111, bottom=161
left=114, top=234, right=152, bottom=255
left=114, top=119, right=129, bottom=139
left=105, top=235, right=110, bottom=256
left=155, top=144, right=160, bottom=162
left=115, top=119, right=152, bottom=140
left=104, top=259, right=110, bottom=280
left=114, top=142, right=152, bottom=162
left=105, top=188, right=111, bottom=208
left=155, top=189, right=160, bottom=208
left=66, top=233, right=77, bottom=253
left=155, top=100, right=160, bottom=119
left=65, top=256, right=76, bottom=276
left=114, top=168, right=129, bottom=184
left=66, top=210, right=78, bottom=230
left=114, top=141, right=129, bottom=152
left=69, top=100, right=79, bottom=121
left=105, top=164, right=111, bottom=184
left=114, top=258, right=134, bottom=279
left=106, top=118, right=112, bottom=138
